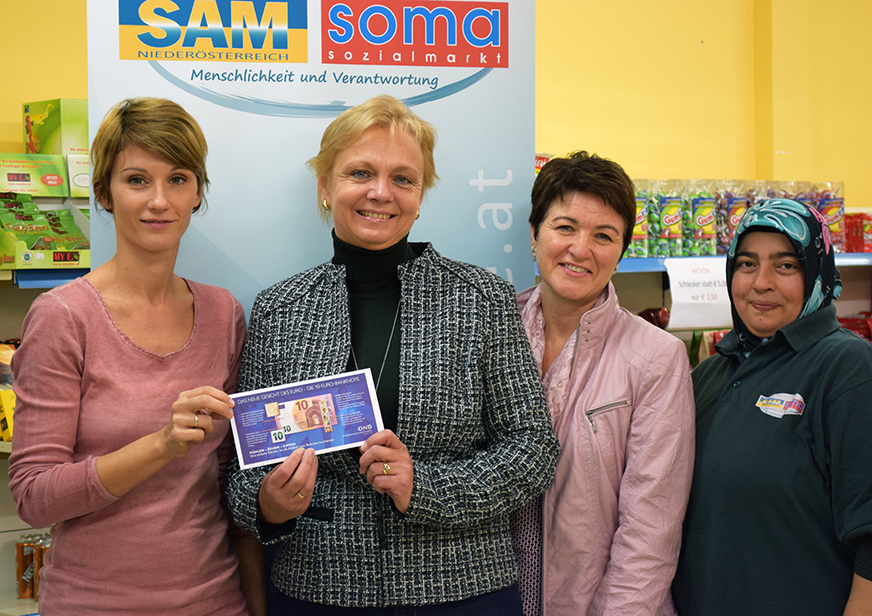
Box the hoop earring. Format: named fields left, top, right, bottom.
left=321, top=199, right=330, bottom=211
left=415, top=210, right=420, bottom=220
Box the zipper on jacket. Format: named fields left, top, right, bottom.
left=585, top=400, right=630, bottom=433
left=568, top=318, right=591, bottom=381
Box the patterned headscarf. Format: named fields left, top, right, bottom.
left=726, top=198, right=842, bottom=351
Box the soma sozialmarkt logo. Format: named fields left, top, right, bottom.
left=118, top=0, right=508, bottom=68
left=321, top=0, right=508, bottom=68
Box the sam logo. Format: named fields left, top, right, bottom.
left=322, top=0, right=508, bottom=68
left=119, top=0, right=308, bottom=63
left=755, top=392, right=805, bottom=419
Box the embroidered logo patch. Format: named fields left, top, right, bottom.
left=756, top=393, right=805, bottom=418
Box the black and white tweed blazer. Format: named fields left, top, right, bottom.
left=226, top=243, right=559, bottom=607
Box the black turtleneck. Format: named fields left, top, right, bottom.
left=332, top=232, right=416, bottom=432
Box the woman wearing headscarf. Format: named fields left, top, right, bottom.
left=672, top=198, right=872, bottom=615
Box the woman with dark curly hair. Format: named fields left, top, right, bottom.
left=512, top=151, right=695, bottom=616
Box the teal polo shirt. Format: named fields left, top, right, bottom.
left=673, top=304, right=872, bottom=616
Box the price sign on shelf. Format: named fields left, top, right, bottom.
left=664, top=257, right=732, bottom=330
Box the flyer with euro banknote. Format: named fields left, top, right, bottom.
left=229, top=369, right=384, bottom=470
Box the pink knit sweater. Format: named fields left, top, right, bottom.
left=9, top=277, right=249, bottom=615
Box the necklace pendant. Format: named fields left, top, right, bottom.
left=349, top=303, right=401, bottom=393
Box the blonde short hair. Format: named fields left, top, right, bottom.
left=308, top=95, right=438, bottom=220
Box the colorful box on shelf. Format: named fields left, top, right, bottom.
left=0, top=231, right=90, bottom=270
left=67, top=155, right=91, bottom=198
left=0, top=153, right=69, bottom=197
left=23, top=98, right=89, bottom=158
left=0, top=387, right=14, bottom=442
left=0, top=201, right=90, bottom=270
left=0, top=344, right=12, bottom=388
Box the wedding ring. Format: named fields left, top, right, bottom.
left=296, top=492, right=306, bottom=499
left=193, top=414, right=199, bottom=428
left=382, top=463, right=390, bottom=475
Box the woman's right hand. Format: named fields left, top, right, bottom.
left=96, top=385, right=236, bottom=498
left=258, top=448, right=319, bottom=524
left=159, top=386, right=236, bottom=459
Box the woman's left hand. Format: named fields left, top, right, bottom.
left=359, top=430, right=413, bottom=514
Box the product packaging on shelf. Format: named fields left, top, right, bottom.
left=648, top=179, right=684, bottom=257
left=788, top=180, right=816, bottom=206
left=1, top=194, right=39, bottom=215
left=0, top=195, right=90, bottom=269
left=23, top=99, right=89, bottom=158
left=0, top=153, right=69, bottom=197
left=814, top=181, right=847, bottom=252
left=626, top=179, right=649, bottom=258
left=0, top=343, right=13, bottom=387
left=626, top=178, right=855, bottom=257
left=846, top=213, right=872, bottom=253
left=15, top=533, right=50, bottom=600
left=34, top=534, right=50, bottom=600
left=715, top=180, right=753, bottom=255
left=0, top=387, right=15, bottom=442
left=837, top=313, right=872, bottom=341
left=15, top=535, right=34, bottom=600
left=535, top=152, right=552, bottom=175
left=682, top=179, right=717, bottom=256
left=67, top=154, right=91, bottom=198
left=689, top=329, right=730, bottom=367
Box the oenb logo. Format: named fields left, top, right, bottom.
left=322, top=0, right=508, bottom=68
left=118, top=0, right=308, bottom=63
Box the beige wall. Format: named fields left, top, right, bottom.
left=2, top=0, right=871, bottom=207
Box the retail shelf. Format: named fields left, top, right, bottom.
left=12, top=269, right=88, bottom=289
left=0, top=593, right=37, bottom=616
left=616, top=253, right=872, bottom=274
left=835, top=253, right=872, bottom=267
left=617, top=257, right=718, bottom=273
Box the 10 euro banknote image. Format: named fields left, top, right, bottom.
left=229, top=369, right=384, bottom=469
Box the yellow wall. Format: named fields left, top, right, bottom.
left=2, top=0, right=871, bottom=206
left=536, top=1, right=757, bottom=180
left=536, top=0, right=872, bottom=208
left=0, top=1, right=87, bottom=154
left=800, top=0, right=872, bottom=205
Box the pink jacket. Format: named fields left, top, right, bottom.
left=515, top=283, right=694, bottom=616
